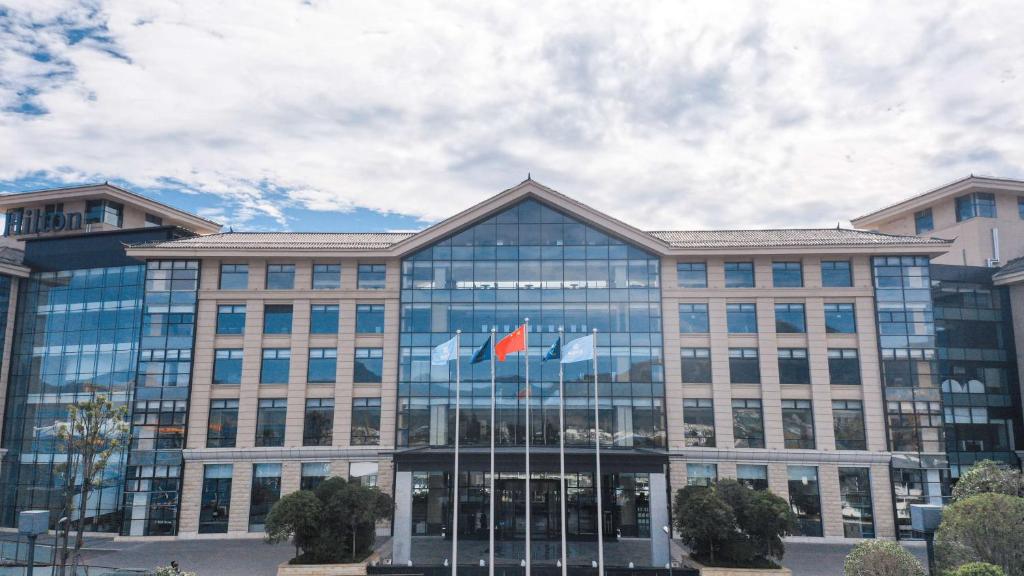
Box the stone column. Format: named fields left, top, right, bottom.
left=649, top=472, right=670, bottom=567
left=393, top=470, right=413, bottom=565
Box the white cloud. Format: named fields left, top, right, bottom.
left=1, top=0, right=1022, bottom=229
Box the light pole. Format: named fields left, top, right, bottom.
left=911, top=504, right=943, bottom=576
left=19, top=510, right=48, bottom=576
left=661, top=526, right=672, bottom=576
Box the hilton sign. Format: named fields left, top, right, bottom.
left=3, top=209, right=84, bottom=237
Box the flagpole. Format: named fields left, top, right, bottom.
left=592, top=328, right=604, bottom=576
left=523, top=319, right=531, bottom=576
left=558, top=329, right=567, bottom=576
left=451, top=330, right=462, bottom=576
left=489, top=329, right=496, bottom=576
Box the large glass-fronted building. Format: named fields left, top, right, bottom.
left=3, top=176, right=1023, bottom=564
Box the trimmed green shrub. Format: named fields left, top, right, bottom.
left=946, top=563, right=1006, bottom=576
left=951, top=460, right=1024, bottom=502
left=843, top=540, right=925, bottom=576
left=935, top=493, right=1024, bottom=576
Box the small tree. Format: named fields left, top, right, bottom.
left=951, top=460, right=1024, bottom=502
left=265, top=476, right=394, bottom=564
left=843, top=540, right=925, bottom=576
left=265, top=490, right=322, bottom=558
left=935, top=493, right=1024, bottom=576
left=948, top=563, right=1006, bottom=576
left=54, top=395, right=129, bottom=574
left=673, top=486, right=735, bottom=564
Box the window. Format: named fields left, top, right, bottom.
left=821, top=260, right=852, bottom=287
left=216, top=304, right=246, bottom=334
left=255, top=399, right=287, bottom=447
left=683, top=399, right=715, bottom=447
left=914, top=208, right=934, bottom=234
left=84, top=199, right=124, bottom=226
left=213, top=349, right=243, bottom=385
left=351, top=398, right=382, bottom=445
left=220, top=264, right=248, bottom=290
left=732, top=399, right=765, bottom=448
left=310, top=304, right=339, bottom=334
left=775, top=303, right=806, bottom=333
left=681, top=348, right=712, bottom=383
left=726, top=303, right=758, bottom=333
left=1019, top=197, right=1024, bottom=220
left=788, top=466, right=822, bottom=536
left=778, top=348, right=810, bottom=384
left=266, top=264, right=295, bottom=290
left=687, top=463, right=717, bottom=487
left=956, top=192, right=996, bottom=221
left=725, top=262, right=755, bottom=288
left=782, top=399, right=815, bottom=449
left=312, top=263, right=341, bottom=290
left=249, top=463, right=282, bottom=532
left=350, top=462, right=378, bottom=487
left=729, top=348, right=760, bottom=384
left=301, top=462, right=330, bottom=491
left=358, top=263, right=386, bottom=289
left=303, top=399, right=334, bottom=446
left=307, top=348, right=337, bottom=383
left=839, top=468, right=875, bottom=538
left=355, top=348, right=384, bottom=383
left=824, top=303, right=856, bottom=333
left=263, top=305, right=293, bottom=334
left=832, top=400, right=866, bottom=450
left=144, top=213, right=163, bottom=227
left=828, top=349, right=861, bottom=385
left=677, top=262, right=707, bottom=288
left=260, top=349, right=291, bottom=384
left=199, top=464, right=232, bottom=534
left=355, top=304, right=385, bottom=333
left=207, top=399, right=239, bottom=448
left=773, top=262, right=803, bottom=287
left=679, top=303, right=709, bottom=333
left=736, top=464, right=768, bottom=491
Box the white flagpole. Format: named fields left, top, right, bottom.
left=558, top=329, right=568, bottom=576
left=451, top=330, right=462, bottom=576
left=592, top=329, right=604, bottom=576
left=489, top=329, right=496, bottom=576
left=523, top=319, right=531, bottom=576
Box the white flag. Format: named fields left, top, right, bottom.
left=431, top=336, right=459, bottom=365
left=560, top=334, right=595, bottom=364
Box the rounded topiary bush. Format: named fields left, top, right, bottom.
left=947, top=563, right=1006, bottom=576
left=843, top=540, right=924, bottom=576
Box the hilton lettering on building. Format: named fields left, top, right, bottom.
left=3, top=208, right=83, bottom=236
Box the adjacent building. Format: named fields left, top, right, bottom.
left=0, top=176, right=1017, bottom=564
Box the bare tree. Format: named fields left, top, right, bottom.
left=53, top=394, right=129, bottom=575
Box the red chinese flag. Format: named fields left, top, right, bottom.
left=495, top=324, right=527, bottom=362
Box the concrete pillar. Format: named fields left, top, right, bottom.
left=649, top=472, right=669, bottom=567
left=393, top=470, right=413, bottom=565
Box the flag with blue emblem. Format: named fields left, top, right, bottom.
left=431, top=335, right=459, bottom=365
left=560, top=334, right=594, bottom=364
left=543, top=338, right=561, bottom=362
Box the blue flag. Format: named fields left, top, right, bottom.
left=470, top=336, right=491, bottom=364
left=560, top=334, right=594, bottom=364
left=431, top=336, right=459, bottom=365
left=543, top=338, right=561, bottom=362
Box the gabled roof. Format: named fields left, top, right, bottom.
left=0, top=183, right=222, bottom=234
left=993, top=256, right=1024, bottom=286
left=851, top=175, right=1024, bottom=228
left=127, top=179, right=950, bottom=257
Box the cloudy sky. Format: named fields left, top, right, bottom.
left=1, top=1, right=1022, bottom=232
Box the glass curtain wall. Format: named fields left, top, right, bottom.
left=872, top=256, right=948, bottom=538
left=0, top=266, right=145, bottom=530
left=123, top=260, right=199, bottom=535
left=398, top=198, right=665, bottom=549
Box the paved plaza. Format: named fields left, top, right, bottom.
left=64, top=536, right=931, bottom=576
